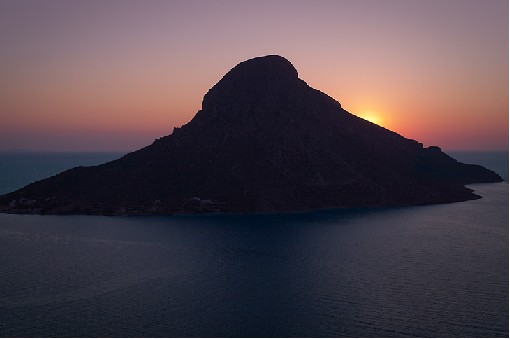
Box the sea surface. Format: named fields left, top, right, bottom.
left=0, top=151, right=508, bottom=337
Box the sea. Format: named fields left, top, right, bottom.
left=0, top=151, right=507, bottom=337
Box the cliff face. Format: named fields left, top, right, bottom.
left=0, top=55, right=503, bottom=215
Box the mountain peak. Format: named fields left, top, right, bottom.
left=202, top=55, right=300, bottom=110
left=226, top=55, right=298, bottom=80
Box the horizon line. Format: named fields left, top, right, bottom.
left=0, top=148, right=508, bottom=154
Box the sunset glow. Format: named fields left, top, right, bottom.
left=357, top=112, right=384, bottom=127
left=0, top=0, right=507, bottom=152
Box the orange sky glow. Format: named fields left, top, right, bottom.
left=0, top=0, right=507, bottom=152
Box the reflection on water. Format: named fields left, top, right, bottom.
left=0, top=183, right=507, bottom=337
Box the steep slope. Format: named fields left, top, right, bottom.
left=0, top=55, right=502, bottom=215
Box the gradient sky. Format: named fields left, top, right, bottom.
left=0, top=0, right=508, bottom=151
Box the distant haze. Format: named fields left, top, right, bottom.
left=0, top=0, right=507, bottom=152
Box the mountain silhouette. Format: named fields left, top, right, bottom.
left=0, top=55, right=503, bottom=215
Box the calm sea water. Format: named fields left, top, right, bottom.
left=0, top=151, right=507, bottom=337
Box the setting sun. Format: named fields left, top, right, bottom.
left=357, top=112, right=383, bottom=126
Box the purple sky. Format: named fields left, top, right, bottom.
left=0, top=0, right=508, bottom=151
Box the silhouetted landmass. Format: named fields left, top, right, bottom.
left=0, top=55, right=503, bottom=215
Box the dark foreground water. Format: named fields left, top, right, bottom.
left=0, top=151, right=508, bottom=337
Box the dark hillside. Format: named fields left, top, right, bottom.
left=0, top=55, right=502, bottom=215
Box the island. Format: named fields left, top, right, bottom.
left=0, top=55, right=503, bottom=215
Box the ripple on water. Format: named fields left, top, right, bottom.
left=0, top=183, right=507, bottom=337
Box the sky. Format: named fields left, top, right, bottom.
left=0, top=0, right=508, bottom=152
